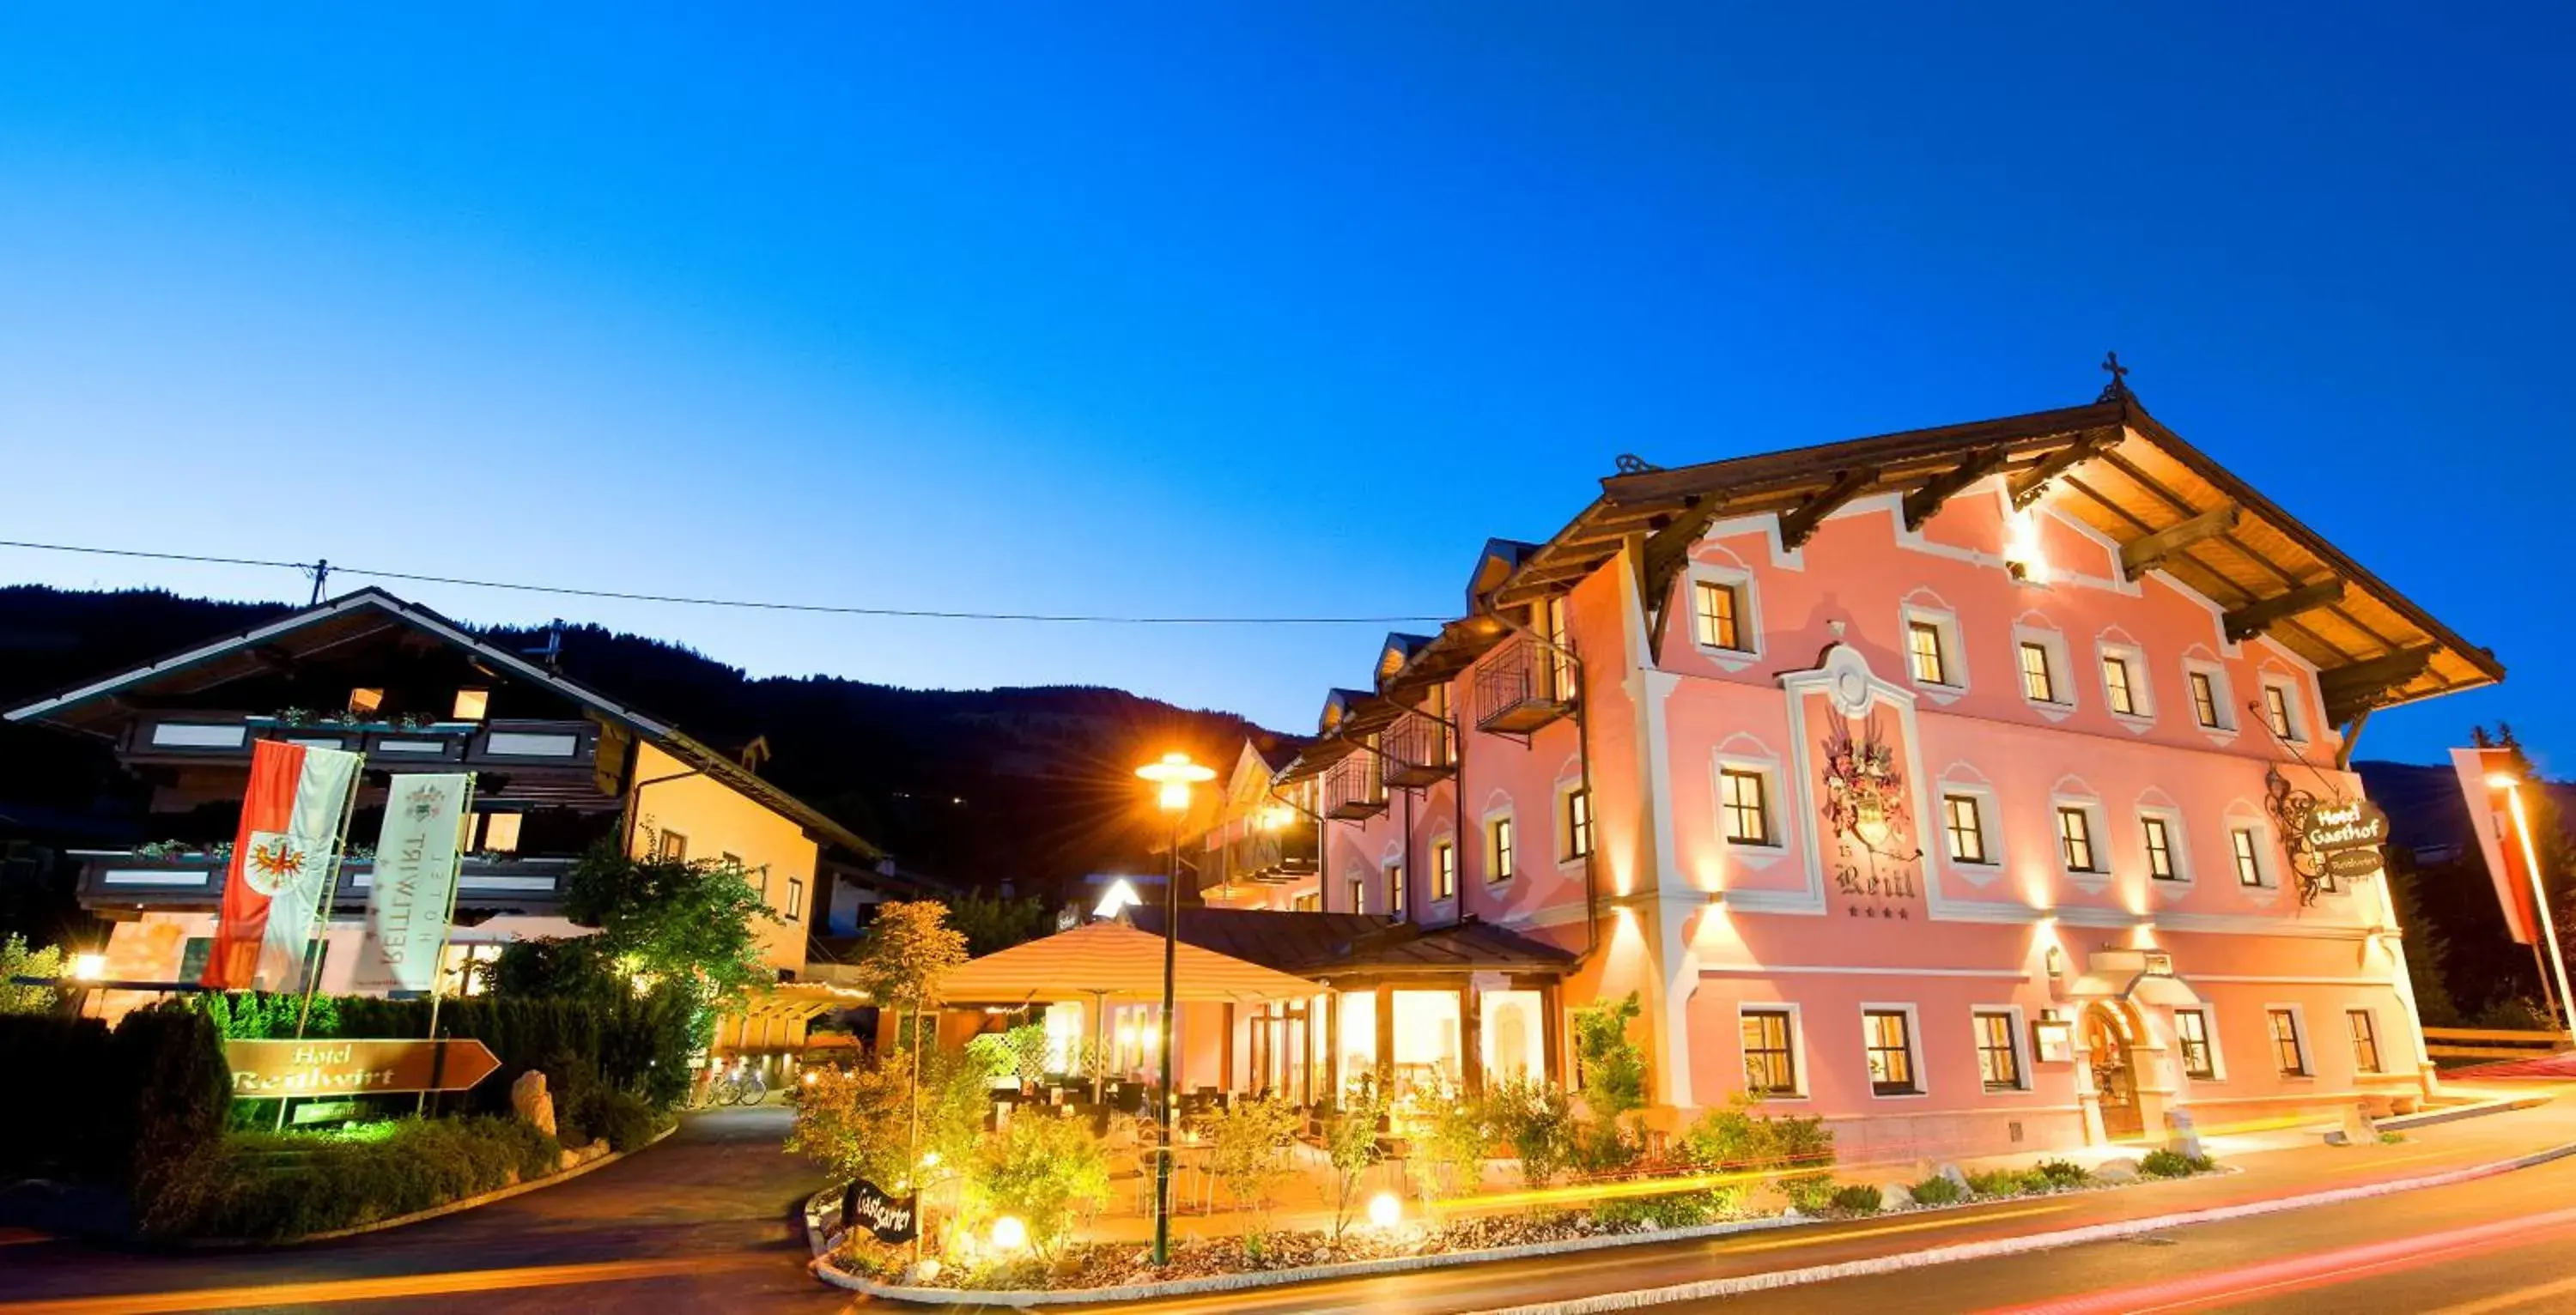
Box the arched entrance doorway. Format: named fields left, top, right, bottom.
left=2083, top=1003, right=2145, bottom=1142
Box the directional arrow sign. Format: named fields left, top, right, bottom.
left=224, top=1037, right=503, bottom=1098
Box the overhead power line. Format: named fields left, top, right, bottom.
left=0, top=537, right=1450, bottom=626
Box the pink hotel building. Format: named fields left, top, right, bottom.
left=1224, top=381, right=2498, bottom=1157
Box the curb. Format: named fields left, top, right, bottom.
left=184, top=1121, right=677, bottom=1249
left=1447, top=1139, right=2576, bottom=1315
left=2379, top=1094, right=2550, bottom=1131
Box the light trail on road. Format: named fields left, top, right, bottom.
left=0, top=1253, right=778, bottom=1315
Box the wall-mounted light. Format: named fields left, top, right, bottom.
left=2044, top=945, right=2067, bottom=978
left=2004, top=508, right=2052, bottom=585
left=71, top=952, right=107, bottom=982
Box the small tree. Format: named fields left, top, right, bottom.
left=1202, top=1094, right=1303, bottom=1241
left=1571, top=993, right=1649, bottom=1121
left=852, top=900, right=971, bottom=1043
left=1402, top=1080, right=1489, bottom=1215
left=944, top=890, right=1054, bottom=958
left=787, top=1043, right=996, bottom=1191
left=564, top=839, right=780, bottom=1011
left=974, top=1113, right=1111, bottom=1261
left=1321, top=1082, right=1387, bottom=1240
left=0, top=936, right=69, bottom=1015
left=1485, top=1077, right=1577, bottom=1189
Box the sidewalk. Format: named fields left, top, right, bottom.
left=1042, top=1082, right=2576, bottom=1315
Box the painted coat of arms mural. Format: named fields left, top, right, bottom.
left=1819, top=712, right=1923, bottom=918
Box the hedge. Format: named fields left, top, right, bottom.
left=0, top=1006, right=228, bottom=1189
left=141, top=1116, right=560, bottom=1240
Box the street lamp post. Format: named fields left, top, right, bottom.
left=2489, top=772, right=2576, bottom=1036
left=1135, top=750, right=1213, bottom=1269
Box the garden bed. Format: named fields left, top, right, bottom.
left=811, top=1151, right=2227, bottom=1303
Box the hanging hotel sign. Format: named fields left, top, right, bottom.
left=2264, top=770, right=2385, bottom=906
left=223, top=1038, right=501, bottom=1097
left=842, top=1178, right=918, bottom=1244
left=2301, top=799, right=2390, bottom=854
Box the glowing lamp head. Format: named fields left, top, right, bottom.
left=2488, top=772, right=2521, bottom=791
left=1366, top=1191, right=1402, bottom=1229
left=989, top=1215, right=1028, bottom=1252
left=802, top=1070, right=820, bottom=1087
left=70, top=953, right=106, bottom=982
left=1137, top=751, right=1216, bottom=813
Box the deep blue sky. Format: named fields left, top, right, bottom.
left=2, top=7, right=2567, bottom=768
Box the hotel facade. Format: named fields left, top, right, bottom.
left=1228, top=382, right=2496, bottom=1157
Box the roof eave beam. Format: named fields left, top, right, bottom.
left=2120, top=501, right=2243, bottom=581
left=2007, top=433, right=2117, bottom=510
left=1901, top=448, right=2009, bottom=531
left=1777, top=469, right=1878, bottom=550
left=2318, top=645, right=2438, bottom=725
left=2223, top=579, right=2346, bottom=644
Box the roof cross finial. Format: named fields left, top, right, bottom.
left=2097, top=350, right=2132, bottom=403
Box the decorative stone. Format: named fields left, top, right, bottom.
left=1935, top=1163, right=1970, bottom=1190
left=1879, top=1182, right=1915, bottom=1209
left=900, top=1259, right=942, bottom=1285
left=511, top=1070, right=556, bottom=1138
left=2167, top=1109, right=2204, bottom=1160
left=2094, top=1157, right=2141, bottom=1183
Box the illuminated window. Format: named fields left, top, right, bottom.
left=2176, top=1009, right=2217, bottom=1078
left=1862, top=1009, right=1920, bottom=1096
left=656, top=829, right=688, bottom=861
left=349, top=688, right=385, bottom=716
left=1390, top=990, right=1461, bottom=1099
left=786, top=876, right=805, bottom=921
left=1487, top=815, right=1516, bottom=883
left=1349, top=875, right=1367, bottom=913
left=1908, top=621, right=1949, bottom=686
left=1721, top=770, right=1774, bottom=846
left=2057, top=808, right=2099, bottom=873
left=1480, top=989, right=1546, bottom=1085
left=1693, top=579, right=1745, bottom=651
left=1974, top=1009, right=2024, bottom=1092
left=2263, top=682, right=2300, bottom=741
left=2190, top=671, right=2223, bottom=729
left=1943, top=795, right=1989, bottom=864
left=1042, top=1001, right=1084, bottom=1073
left=1432, top=839, right=1457, bottom=900
left=478, top=811, right=523, bottom=854
left=2269, top=1008, right=2309, bottom=1076
left=2019, top=643, right=2058, bottom=704
left=1425, top=684, right=1455, bottom=765
left=1291, top=891, right=1321, bottom=912
left=1541, top=596, right=1575, bottom=701
left=2142, top=815, right=2178, bottom=881
left=2348, top=1009, right=2382, bottom=1073
left=1338, top=990, right=1378, bottom=1095
left=1741, top=1008, right=1798, bottom=1096
left=2231, top=828, right=2266, bottom=887
left=1562, top=788, right=1593, bottom=861
left=1384, top=859, right=1406, bottom=918
left=452, top=688, right=490, bottom=722
left=2103, top=655, right=2138, bottom=716
left=440, top=942, right=502, bottom=997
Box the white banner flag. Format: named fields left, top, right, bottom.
left=353, top=773, right=472, bottom=993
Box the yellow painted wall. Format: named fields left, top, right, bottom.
left=629, top=742, right=817, bottom=976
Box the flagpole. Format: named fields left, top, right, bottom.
left=419, top=775, right=477, bottom=1116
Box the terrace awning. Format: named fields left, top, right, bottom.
left=934, top=918, right=1321, bottom=1006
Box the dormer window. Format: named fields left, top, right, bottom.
left=453, top=688, right=490, bottom=722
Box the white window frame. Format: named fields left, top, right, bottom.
left=1735, top=1002, right=1809, bottom=1100
left=1484, top=807, right=1517, bottom=887
left=2013, top=626, right=2076, bottom=721
left=1971, top=1005, right=2031, bottom=1093
left=1684, top=562, right=1763, bottom=670
left=1936, top=782, right=2003, bottom=880
left=2180, top=657, right=2235, bottom=737
left=1556, top=779, right=1592, bottom=867
left=2096, top=639, right=2154, bottom=730
left=2173, top=1005, right=2227, bottom=1082
left=2138, top=805, right=2193, bottom=887
left=2052, top=795, right=2111, bottom=888
left=1860, top=1003, right=1929, bottom=1100
left=2226, top=816, right=2281, bottom=895
left=2267, top=1003, right=2312, bottom=1078
left=2258, top=671, right=2310, bottom=744
left=2347, top=1006, right=2385, bottom=1075
left=1899, top=602, right=1969, bottom=703
left=1716, top=758, right=1784, bottom=852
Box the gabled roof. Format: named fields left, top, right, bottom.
left=3, top=586, right=885, bottom=860
left=1485, top=391, right=2500, bottom=724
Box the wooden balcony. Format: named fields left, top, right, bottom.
left=1381, top=709, right=1456, bottom=788
left=1200, top=823, right=1321, bottom=894
left=74, top=849, right=575, bottom=916
left=1322, top=754, right=1387, bottom=821
left=121, top=713, right=604, bottom=775
left=1473, top=634, right=1577, bottom=736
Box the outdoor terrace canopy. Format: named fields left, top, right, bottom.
left=934, top=919, right=1321, bottom=1006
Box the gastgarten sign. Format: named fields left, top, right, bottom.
left=843, top=1178, right=918, bottom=1244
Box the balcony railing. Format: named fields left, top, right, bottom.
left=74, top=849, right=574, bottom=915
left=121, top=713, right=603, bottom=775
left=1322, top=753, right=1387, bottom=821
left=1473, top=634, right=1577, bottom=735
left=1381, top=709, right=1456, bottom=788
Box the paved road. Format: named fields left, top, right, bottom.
left=0, top=1106, right=853, bottom=1314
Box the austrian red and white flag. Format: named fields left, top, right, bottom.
left=202, top=739, right=365, bottom=991
left=2450, top=747, right=2541, bottom=946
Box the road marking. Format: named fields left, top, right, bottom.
left=1720, top=1203, right=2069, bottom=1253
left=2425, top=1273, right=2576, bottom=1315
left=0, top=1254, right=775, bottom=1314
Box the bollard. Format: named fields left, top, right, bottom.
left=2166, top=1107, right=2203, bottom=1160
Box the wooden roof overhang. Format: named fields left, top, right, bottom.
left=1486, top=396, right=2500, bottom=727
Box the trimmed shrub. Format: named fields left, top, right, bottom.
left=1965, top=1167, right=2037, bottom=1197
left=1907, top=1173, right=1964, bottom=1207
left=2139, top=1148, right=2213, bottom=1179
left=141, top=1116, right=560, bottom=1240
left=574, top=1088, right=663, bottom=1153
left=1827, top=1184, right=1883, bottom=1215
left=2033, top=1157, right=2091, bottom=1188
left=0, top=1003, right=228, bottom=1190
